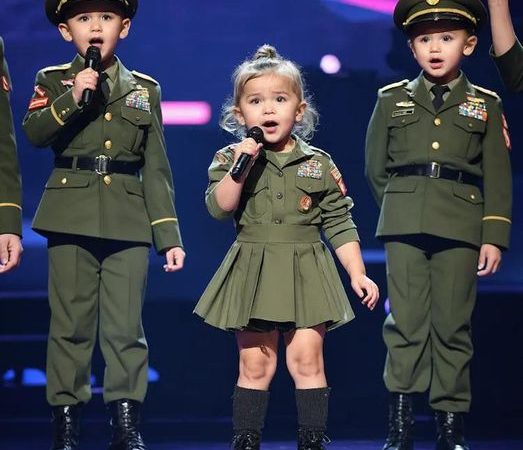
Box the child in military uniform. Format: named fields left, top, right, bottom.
left=365, top=1, right=512, bottom=449
left=194, top=44, right=379, bottom=450
left=488, top=0, right=523, bottom=91
left=0, top=36, right=23, bottom=274
left=23, top=1, right=185, bottom=449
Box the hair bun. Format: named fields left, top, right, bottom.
left=254, top=44, right=279, bottom=60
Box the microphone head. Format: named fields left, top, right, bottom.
left=85, top=46, right=101, bottom=70
left=247, top=126, right=264, bottom=144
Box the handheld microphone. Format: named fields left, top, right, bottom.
left=81, top=46, right=102, bottom=106
left=230, top=126, right=264, bottom=182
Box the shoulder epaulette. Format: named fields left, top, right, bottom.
left=41, top=63, right=72, bottom=73
left=379, top=79, right=409, bottom=93
left=131, top=70, right=159, bottom=85
left=309, top=146, right=331, bottom=159
left=472, top=84, right=500, bottom=99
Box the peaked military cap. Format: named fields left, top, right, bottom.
left=393, top=0, right=488, bottom=32
left=45, top=0, right=138, bottom=25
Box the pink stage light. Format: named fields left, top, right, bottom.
left=161, top=101, right=212, bottom=126
left=337, top=0, right=396, bottom=14
left=320, top=54, right=341, bottom=74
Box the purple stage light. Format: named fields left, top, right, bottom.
left=161, top=101, right=212, bottom=126
left=335, top=0, right=396, bottom=14
left=320, top=54, right=341, bottom=74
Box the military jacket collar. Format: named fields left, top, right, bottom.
left=404, top=71, right=480, bottom=115
left=64, top=54, right=141, bottom=105
left=260, top=136, right=316, bottom=169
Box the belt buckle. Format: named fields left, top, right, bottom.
left=95, top=155, right=111, bottom=175
left=428, top=162, right=441, bottom=179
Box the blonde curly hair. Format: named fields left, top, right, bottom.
left=220, top=44, right=318, bottom=140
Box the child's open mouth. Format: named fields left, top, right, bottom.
left=429, top=58, right=444, bottom=69
left=262, top=121, right=278, bottom=132
left=89, top=38, right=104, bottom=47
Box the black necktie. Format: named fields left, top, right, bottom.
left=100, top=72, right=110, bottom=102
left=431, top=84, right=449, bottom=111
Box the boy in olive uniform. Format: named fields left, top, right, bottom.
left=23, top=1, right=185, bottom=449
left=0, top=36, right=23, bottom=274
left=365, top=1, right=512, bottom=449
left=487, top=0, right=523, bottom=91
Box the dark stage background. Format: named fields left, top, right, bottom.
left=1, top=0, right=522, bottom=445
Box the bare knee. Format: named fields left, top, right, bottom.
left=238, top=351, right=277, bottom=387
left=287, top=352, right=324, bottom=382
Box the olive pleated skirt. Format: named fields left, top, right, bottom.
left=194, top=224, right=355, bottom=331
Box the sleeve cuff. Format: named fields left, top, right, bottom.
left=327, top=228, right=360, bottom=250
left=482, top=219, right=511, bottom=250
left=152, top=220, right=183, bottom=253
left=0, top=204, right=22, bottom=236
left=51, top=90, right=82, bottom=125
left=205, top=190, right=234, bottom=221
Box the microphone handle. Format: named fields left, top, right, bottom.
left=230, top=153, right=252, bottom=182
left=82, top=87, right=94, bottom=106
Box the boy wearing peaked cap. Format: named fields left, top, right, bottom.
left=0, top=37, right=23, bottom=274
left=23, top=1, right=185, bottom=449
left=365, top=1, right=512, bottom=449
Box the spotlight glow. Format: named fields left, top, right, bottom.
left=336, top=0, right=395, bottom=14
left=320, top=54, right=341, bottom=74
left=161, top=101, right=212, bottom=126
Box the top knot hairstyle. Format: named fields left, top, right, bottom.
left=220, top=44, right=318, bottom=140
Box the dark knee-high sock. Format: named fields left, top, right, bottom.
left=232, top=386, right=270, bottom=433
left=295, top=387, right=330, bottom=431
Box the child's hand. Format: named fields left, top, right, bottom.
left=351, top=274, right=379, bottom=310
left=72, top=68, right=99, bottom=105
left=477, top=243, right=502, bottom=277
left=232, top=136, right=263, bottom=164
left=163, top=246, right=186, bottom=272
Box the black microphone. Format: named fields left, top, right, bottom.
left=81, top=46, right=102, bottom=106
left=230, top=126, right=264, bottom=182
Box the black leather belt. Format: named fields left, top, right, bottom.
left=55, top=156, right=143, bottom=176
left=392, top=163, right=481, bottom=187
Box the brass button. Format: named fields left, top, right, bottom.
left=135, top=116, right=141, bottom=121
left=432, top=141, right=440, bottom=150
left=104, top=140, right=112, bottom=150
left=274, top=219, right=282, bottom=224
left=61, top=110, right=67, bottom=116
left=434, top=117, right=441, bottom=126
left=468, top=123, right=473, bottom=128
left=61, top=177, right=67, bottom=184
left=278, top=171, right=283, bottom=177
left=276, top=192, right=283, bottom=199
left=470, top=194, right=476, bottom=200
left=105, top=112, right=112, bottom=121
left=103, top=175, right=112, bottom=185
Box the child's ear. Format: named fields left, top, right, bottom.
left=295, top=101, right=306, bottom=123
left=119, top=18, right=131, bottom=40
left=463, top=35, right=478, bottom=56
left=58, top=23, right=73, bottom=42
left=233, top=107, right=246, bottom=126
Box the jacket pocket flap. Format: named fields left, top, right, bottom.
left=121, top=106, right=152, bottom=126
left=454, top=115, right=486, bottom=134
left=124, top=178, right=144, bottom=197
left=295, top=176, right=324, bottom=193
left=452, top=183, right=483, bottom=204
left=385, top=177, right=419, bottom=193
left=389, top=113, right=420, bottom=128
left=45, top=171, right=91, bottom=189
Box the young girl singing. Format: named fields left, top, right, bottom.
left=195, top=44, right=379, bottom=450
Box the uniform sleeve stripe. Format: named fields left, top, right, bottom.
left=151, top=217, right=178, bottom=226
left=0, top=203, right=22, bottom=210
left=51, top=103, right=65, bottom=126
left=482, top=216, right=512, bottom=224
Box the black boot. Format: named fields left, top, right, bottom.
left=296, top=388, right=331, bottom=450
left=230, top=386, right=269, bottom=450
left=382, top=393, right=414, bottom=450
left=51, top=404, right=81, bottom=450
left=107, top=399, right=147, bottom=450
left=435, top=411, right=470, bottom=450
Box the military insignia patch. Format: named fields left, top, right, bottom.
left=459, top=98, right=487, bottom=121
left=126, top=88, right=151, bottom=112
left=60, top=78, right=75, bottom=87
left=502, top=114, right=511, bottom=150
left=395, top=101, right=415, bottom=108
left=298, top=195, right=312, bottom=213
left=1, top=75, right=10, bottom=92
left=28, top=84, right=49, bottom=110
left=392, top=109, right=414, bottom=117
left=330, top=167, right=347, bottom=196
left=297, top=160, right=322, bottom=179
left=215, top=151, right=229, bottom=165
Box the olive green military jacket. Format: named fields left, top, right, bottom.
left=206, top=137, right=359, bottom=249
left=23, top=55, right=182, bottom=252
left=493, top=39, right=523, bottom=93
left=0, top=37, right=22, bottom=236
left=365, top=72, right=512, bottom=250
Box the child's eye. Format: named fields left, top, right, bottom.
left=420, top=36, right=430, bottom=43
left=442, top=35, right=453, bottom=42
left=78, top=15, right=89, bottom=22
left=276, top=96, right=287, bottom=102
left=102, top=13, right=113, bottom=21
left=249, top=98, right=260, bottom=104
